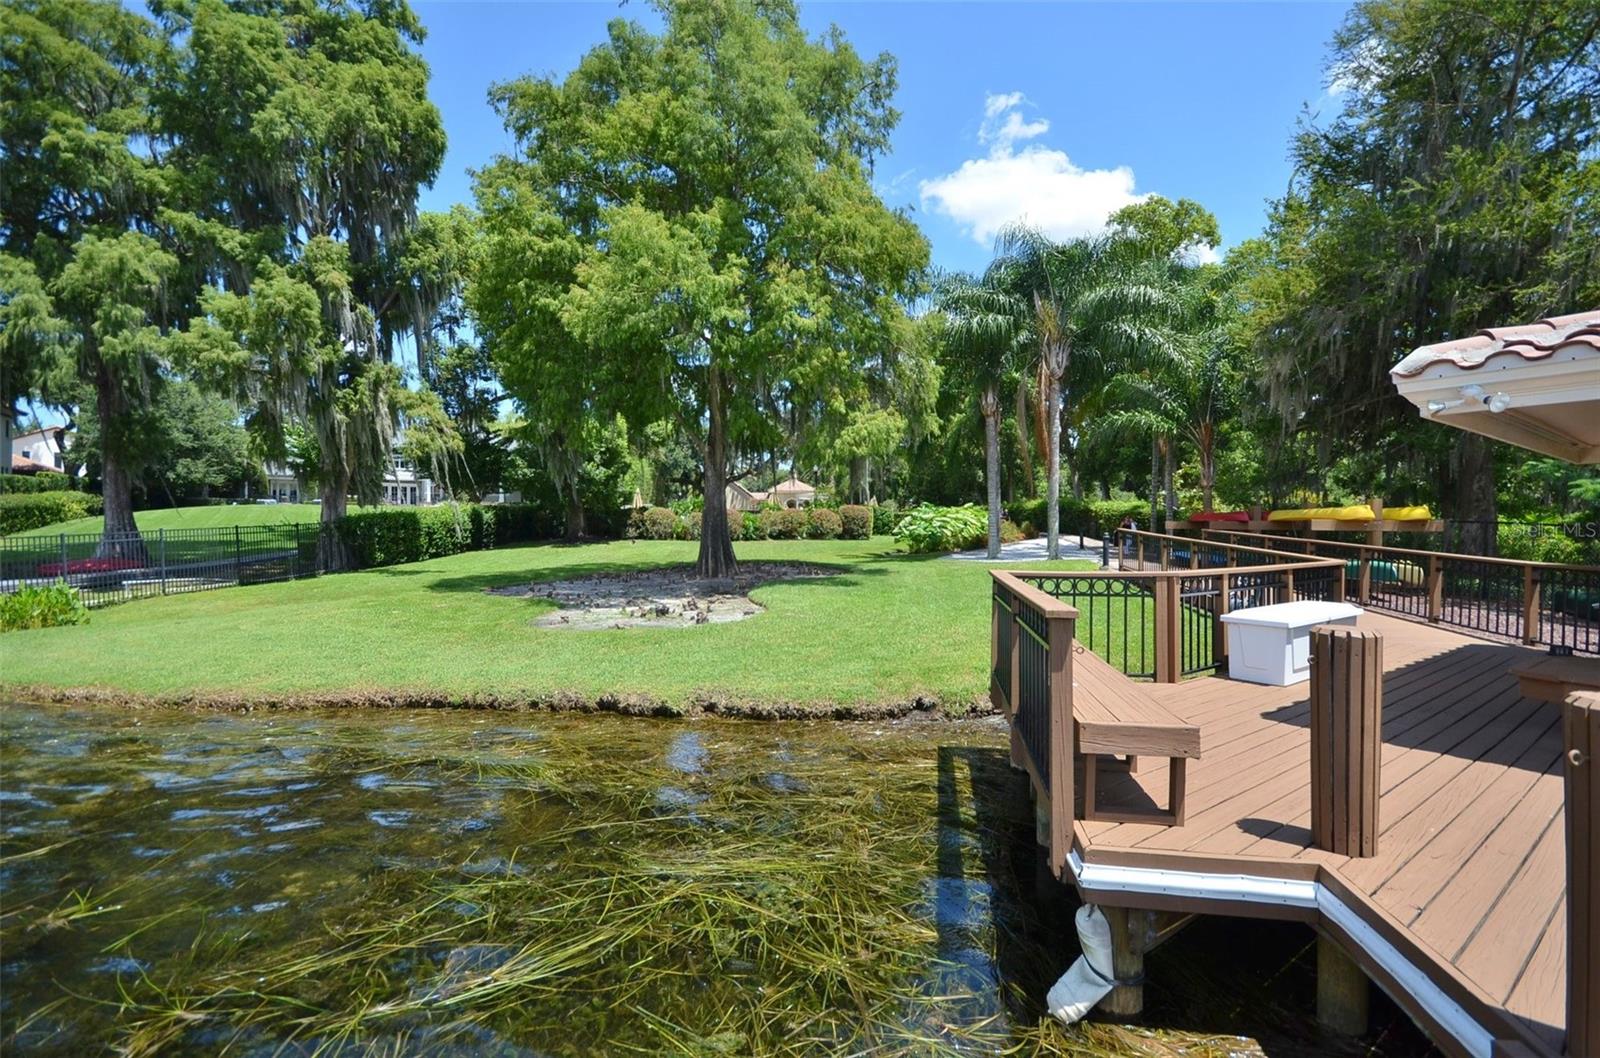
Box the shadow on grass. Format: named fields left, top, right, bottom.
left=383, top=557, right=889, bottom=596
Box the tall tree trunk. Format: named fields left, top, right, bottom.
left=849, top=455, right=867, bottom=503
left=1149, top=436, right=1160, bottom=531
left=1450, top=432, right=1499, bottom=555
left=1032, top=360, right=1049, bottom=488
left=697, top=370, right=738, bottom=579
left=94, top=376, right=145, bottom=562
left=981, top=387, right=1001, bottom=559
left=318, top=465, right=351, bottom=571
left=1062, top=414, right=1082, bottom=501
left=1045, top=373, right=1063, bottom=560
left=1163, top=440, right=1177, bottom=520
left=563, top=479, right=586, bottom=542
left=1014, top=379, right=1033, bottom=496
left=1198, top=422, right=1215, bottom=512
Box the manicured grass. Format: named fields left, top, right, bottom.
left=8, top=502, right=345, bottom=538
left=0, top=539, right=1100, bottom=712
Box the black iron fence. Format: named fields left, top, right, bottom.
left=0, top=524, right=336, bottom=608
left=1198, top=528, right=1600, bottom=655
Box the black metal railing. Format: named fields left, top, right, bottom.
left=1014, top=594, right=1052, bottom=786
left=1026, top=575, right=1159, bottom=679
left=1198, top=528, right=1600, bottom=655
left=991, top=585, right=1012, bottom=707
left=0, top=524, right=335, bottom=608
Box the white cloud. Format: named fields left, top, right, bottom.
left=983, top=91, right=1024, bottom=118
left=1183, top=242, right=1222, bottom=266
left=920, top=92, right=1149, bottom=248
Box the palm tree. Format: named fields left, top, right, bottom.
left=1086, top=282, right=1242, bottom=519
left=993, top=227, right=1181, bottom=558
left=934, top=269, right=1027, bottom=558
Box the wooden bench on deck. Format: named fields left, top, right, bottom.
left=1511, top=654, right=1600, bottom=704
left=1073, top=648, right=1201, bottom=826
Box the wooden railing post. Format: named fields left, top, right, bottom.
left=1565, top=690, right=1598, bottom=1058
left=1047, top=611, right=1076, bottom=880
left=1524, top=565, right=1542, bottom=646
left=1158, top=573, right=1184, bottom=681
left=1426, top=555, right=1443, bottom=623
left=1159, top=539, right=1171, bottom=571
left=1284, top=568, right=1296, bottom=602
left=1358, top=549, right=1372, bottom=604
left=1310, top=626, right=1383, bottom=858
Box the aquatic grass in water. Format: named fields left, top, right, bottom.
left=0, top=705, right=1438, bottom=1057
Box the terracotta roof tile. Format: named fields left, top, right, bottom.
left=1391, top=311, right=1600, bottom=377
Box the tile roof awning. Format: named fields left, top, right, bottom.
left=1390, top=311, right=1600, bottom=463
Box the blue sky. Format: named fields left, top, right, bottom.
left=415, top=1, right=1352, bottom=274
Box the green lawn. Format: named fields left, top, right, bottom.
left=1, top=539, right=1102, bottom=713
left=8, top=502, right=344, bottom=538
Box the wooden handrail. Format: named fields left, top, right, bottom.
left=1200, top=526, right=1600, bottom=574
left=990, top=570, right=1081, bottom=618
left=1123, top=527, right=1349, bottom=565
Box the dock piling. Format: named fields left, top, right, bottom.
left=1316, top=935, right=1370, bottom=1036
left=1098, top=906, right=1155, bottom=1016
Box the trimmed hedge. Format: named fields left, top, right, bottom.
left=335, top=502, right=560, bottom=568
left=838, top=504, right=873, bottom=540
left=1005, top=497, right=1148, bottom=536
left=0, top=492, right=104, bottom=535
left=805, top=508, right=842, bottom=540
left=0, top=472, right=73, bottom=494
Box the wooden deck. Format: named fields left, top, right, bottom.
left=1072, top=612, right=1564, bottom=1057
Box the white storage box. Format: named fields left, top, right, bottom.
left=1219, top=601, right=1363, bottom=686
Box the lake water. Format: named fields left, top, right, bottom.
left=0, top=703, right=1438, bottom=1057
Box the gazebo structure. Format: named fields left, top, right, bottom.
left=1390, top=311, right=1600, bottom=464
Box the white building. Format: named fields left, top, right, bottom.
left=9, top=425, right=74, bottom=474
left=263, top=453, right=437, bottom=506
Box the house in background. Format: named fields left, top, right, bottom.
left=725, top=481, right=765, bottom=511
left=9, top=425, right=76, bottom=475
left=769, top=474, right=817, bottom=508
left=724, top=473, right=819, bottom=510
left=263, top=453, right=438, bottom=506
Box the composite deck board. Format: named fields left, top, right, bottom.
left=1073, top=613, right=1569, bottom=1056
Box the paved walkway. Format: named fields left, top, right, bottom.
left=946, top=535, right=1105, bottom=563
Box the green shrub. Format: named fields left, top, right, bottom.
left=0, top=581, right=89, bottom=632
left=871, top=501, right=900, bottom=535
left=1000, top=518, right=1024, bottom=544
left=742, top=511, right=764, bottom=540
left=0, top=472, right=73, bottom=494
left=336, top=509, right=425, bottom=567
left=685, top=511, right=703, bottom=540
left=418, top=505, right=477, bottom=558
left=1090, top=498, right=1149, bottom=530
left=629, top=506, right=679, bottom=540
left=488, top=503, right=561, bottom=544
left=806, top=507, right=842, bottom=539
left=894, top=504, right=987, bottom=553
left=1005, top=496, right=1100, bottom=536
left=777, top=508, right=809, bottom=539
left=1498, top=523, right=1590, bottom=564
left=838, top=504, right=873, bottom=539
left=0, top=491, right=104, bottom=535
